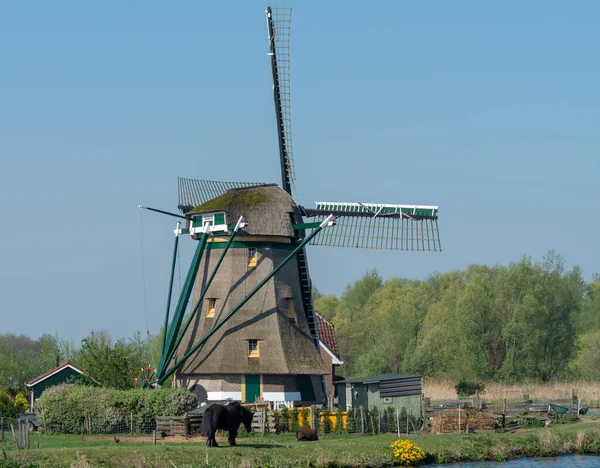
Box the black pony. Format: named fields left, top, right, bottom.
left=200, top=401, right=254, bottom=447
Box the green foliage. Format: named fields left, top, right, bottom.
left=321, top=409, right=331, bottom=434
left=312, top=408, right=321, bottom=434
left=289, top=409, right=299, bottom=432
left=13, top=392, right=28, bottom=414
left=328, top=251, right=587, bottom=383
left=1, top=449, right=40, bottom=468
left=455, top=378, right=485, bottom=398
left=0, top=390, right=15, bottom=418
left=36, top=384, right=196, bottom=434
left=279, top=408, right=288, bottom=433
left=0, top=334, right=61, bottom=393
left=314, top=294, right=340, bottom=322
left=518, top=417, right=544, bottom=428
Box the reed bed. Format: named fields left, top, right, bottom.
left=423, top=379, right=600, bottom=404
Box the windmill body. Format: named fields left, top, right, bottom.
left=151, top=7, right=441, bottom=408
left=174, top=185, right=327, bottom=404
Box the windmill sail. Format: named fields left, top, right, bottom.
left=177, top=177, right=265, bottom=213
left=304, top=202, right=441, bottom=251
left=266, top=6, right=295, bottom=195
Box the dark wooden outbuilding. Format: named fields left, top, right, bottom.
left=26, top=361, right=84, bottom=410
left=335, top=374, right=422, bottom=418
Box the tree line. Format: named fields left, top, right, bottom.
left=0, top=330, right=163, bottom=395
left=1, top=250, right=598, bottom=398
left=314, top=251, right=600, bottom=383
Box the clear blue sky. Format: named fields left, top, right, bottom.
left=1, top=1, right=598, bottom=342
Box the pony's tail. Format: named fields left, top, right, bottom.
left=200, top=407, right=214, bottom=436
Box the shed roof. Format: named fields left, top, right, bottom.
left=26, top=361, right=84, bottom=387
left=336, top=373, right=421, bottom=385
left=315, top=312, right=340, bottom=359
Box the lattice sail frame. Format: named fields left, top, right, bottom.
left=266, top=6, right=295, bottom=193
left=177, top=177, right=265, bottom=212
left=306, top=202, right=441, bottom=251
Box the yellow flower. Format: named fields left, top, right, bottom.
left=391, top=439, right=426, bottom=466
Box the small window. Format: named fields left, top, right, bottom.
left=206, top=298, right=216, bottom=318
left=383, top=397, right=393, bottom=404
left=247, top=248, right=258, bottom=268
left=248, top=340, right=259, bottom=358
left=286, top=298, right=295, bottom=320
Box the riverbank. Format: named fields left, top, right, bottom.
left=2, top=418, right=600, bottom=467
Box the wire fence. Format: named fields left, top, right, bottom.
left=1, top=417, right=30, bottom=449
left=254, top=406, right=421, bottom=436
left=40, top=412, right=158, bottom=436
left=2, top=406, right=421, bottom=446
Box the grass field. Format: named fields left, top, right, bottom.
left=2, top=418, right=600, bottom=467
left=423, top=379, right=600, bottom=404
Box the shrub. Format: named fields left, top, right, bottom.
left=37, top=384, right=196, bottom=434
left=0, top=391, right=15, bottom=418
left=391, top=439, right=426, bottom=466
left=455, top=378, right=485, bottom=398
left=13, top=392, right=29, bottom=414
left=289, top=409, right=299, bottom=432
left=321, top=409, right=332, bottom=434
left=518, top=417, right=544, bottom=428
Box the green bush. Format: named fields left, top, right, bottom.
left=455, top=378, right=485, bottom=398
left=518, top=417, right=544, bottom=428
left=0, top=391, right=15, bottom=418
left=36, top=384, right=196, bottom=434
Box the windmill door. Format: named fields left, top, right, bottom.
left=245, top=375, right=261, bottom=403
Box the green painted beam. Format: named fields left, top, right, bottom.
left=139, top=205, right=188, bottom=220
left=293, top=222, right=321, bottom=230
left=156, top=232, right=208, bottom=379
left=162, top=223, right=181, bottom=352
left=157, top=215, right=335, bottom=384
left=160, top=216, right=246, bottom=370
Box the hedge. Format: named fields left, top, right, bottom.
left=36, top=384, right=196, bottom=434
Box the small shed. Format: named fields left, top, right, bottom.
left=26, top=361, right=85, bottom=410
left=335, top=374, right=422, bottom=419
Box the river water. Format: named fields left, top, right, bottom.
left=442, top=455, right=600, bottom=467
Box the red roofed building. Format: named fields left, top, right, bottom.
left=316, top=312, right=343, bottom=403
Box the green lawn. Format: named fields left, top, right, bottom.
left=2, top=418, right=600, bottom=467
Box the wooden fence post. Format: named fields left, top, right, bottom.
left=1, top=417, right=4, bottom=443
left=152, top=430, right=156, bottom=446
left=130, top=412, right=134, bottom=436
left=11, top=424, right=18, bottom=449
left=572, top=389, right=578, bottom=413
left=360, top=406, right=364, bottom=434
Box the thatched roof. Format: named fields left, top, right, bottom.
left=188, top=185, right=297, bottom=237
left=174, top=246, right=328, bottom=376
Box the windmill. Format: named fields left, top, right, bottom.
left=145, top=7, right=441, bottom=406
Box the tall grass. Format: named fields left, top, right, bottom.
left=423, top=379, right=600, bottom=404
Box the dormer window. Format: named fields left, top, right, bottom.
left=206, top=298, right=216, bottom=318
left=248, top=340, right=259, bottom=358
left=247, top=248, right=258, bottom=268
